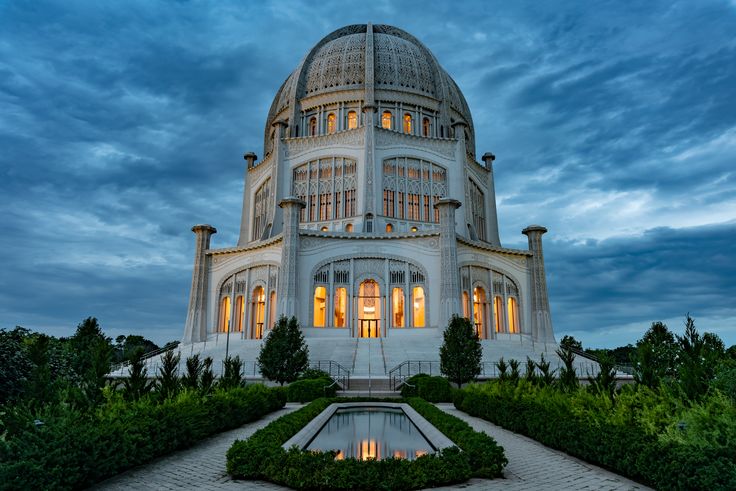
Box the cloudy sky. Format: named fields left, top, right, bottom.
left=1, top=0, right=734, bottom=348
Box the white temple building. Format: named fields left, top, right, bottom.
left=177, top=24, right=562, bottom=380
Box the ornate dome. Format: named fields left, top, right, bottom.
left=264, top=24, right=475, bottom=157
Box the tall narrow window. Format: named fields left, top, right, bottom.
left=219, top=297, right=231, bottom=333
left=269, top=291, right=276, bottom=330
left=309, top=117, right=317, bottom=136
left=252, top=178, right=271, bottom=241
left=422, top=117, right=431, bottom=137
left=234, top=296, right=244, bottom=332
left=392, top=288, right=405, bottom=327
left=473, top=287, right=485, bottom=338
left=397, top=192, right=405, bottom=219
left=468, top=179, right=486, bottom=241
left=251, top=287, right=265, bottom=339
left=383, top=190, right=395, bottom=217
left=381, top=111, right=392, bottom=129
left=313, top=286, right=327, bottom=327
left=347, top=110, right=358, bottom=129
left=403, top=113, right=412, bottom=134
left=385, top=223, right=393, bottom=232
left=494, top=296, right=503, bottom=332
left=327, top=113, right=336, bottom=134
left=462, top=291, right=470, bottom=318
left=345, top=223, right=353, bottom=232
left=507, top=297, right=519, bottom=334
left=412, top=286, right=425, bottom=327
left=334, top=287, right=347, bottom=327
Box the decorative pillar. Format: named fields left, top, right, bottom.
left=522, top=225, right=556, bottom=344
left=277, top=197, right=306, bottom=319
left=183, top=224, right=217, bottom=344
left=481, top=152, right=502, bottom=246
left=270, top=120, right=289, bottom=237
left=237, top=152, right=257, bottom=247
left=434, top=198, right=462, bottom=329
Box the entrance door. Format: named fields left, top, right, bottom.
left=357, top=279, right=381, bottom=338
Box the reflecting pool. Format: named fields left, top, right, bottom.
left=305, top=407, right=434, bottom=461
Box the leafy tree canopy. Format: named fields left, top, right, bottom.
left=440, top=316, right=482, bottom=388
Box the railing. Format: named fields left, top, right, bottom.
left=566, top=346, right=634, bottom=376
left=388, top=360, right=441, bottom=390
left=311, top=360, right=351, bottom=390
left=109, top=341, right=181, bottom=373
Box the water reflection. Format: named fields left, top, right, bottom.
left=305, top=407, right=433, bottom=461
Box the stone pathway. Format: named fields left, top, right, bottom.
left=94, top=403, right=650, bottom=490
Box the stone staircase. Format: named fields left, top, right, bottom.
left=337, top=377, right=399, bottom=398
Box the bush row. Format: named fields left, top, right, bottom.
left=287, top=377, right=337, bottom=403
left=455, top=386, right=736, bottom=490
left=0, top=384, right=286, bottom=490
left=227, top=397, right=506, bottom=490
left=400, top=374, right=454, bottom=402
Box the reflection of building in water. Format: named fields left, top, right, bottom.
left=182, top=23, right=556, bottom=357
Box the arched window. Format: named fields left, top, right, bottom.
left=268, top=291, right=276, bottom=330
left=327, top=113, right=336, bottom=134
left=403, top=113, right=412, bottom=134
left=347, top=110, right=358, bottom=129
left=385, top=223, right=393, bottom=233
left=392, top=288, right=405, bottom=327
left=251, top=287, right=265, bottom=339
left=381, top=111, right=392, bottom=130
left=410, top=226, right=418, bottom=232
left=422, top=117, right=431, bottom=137
left=234, top=295, right=244, bottom=332
left=345, top=223, right=353, bottom=232
left=309, top=117, right=317, bottom=136
left=219, top=296, right=231, bottom=332
left=412, top=287, right=425, bottom=327
left=473, top=287, right=485, bottom=338
left=494, top=295, right=503, bottom=333
left=358, top=280, right=381, bottom=337
left=462, top=291, right=470, bottom=318
left=334, top=287, right=347, bottom=327
left=507, top=297, right=519, bottom=334
left=365, top=213, right=373, bottom=233
left=313, top=286, right=327, bottom=327
left=252, top=178, right=271, bottom=241
left=320, top=226, right=328, bottom=232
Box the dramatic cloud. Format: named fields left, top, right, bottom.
left=1, top=0, right=734, bottom=347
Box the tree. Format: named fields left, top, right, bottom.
left=200, top=357, right=215, bottom=395
left=0, top=327, right=32, bottom=405
left=182, top=354, right=203, bottom=390
left=633, top=321, right=677, bottom=389
left=676, top=315, right=725, bottom=401
left=439, top=316, right=482, bottom=388
left=536, top=354, right=556, bottom=386
left=556, top=345, right=579, bottom=392
left=559, top=335, right=583, bottom=351
left=69, top=317, right=112, bottom=379
left=122, top=347, right=153, bottom=401
left=157, top=349, right=181, bottom=400
left=257, top=316, right=309, bottom=385
left=220, top=355, right=245, bottom=390
left=587, top=351, right=617, bottom=401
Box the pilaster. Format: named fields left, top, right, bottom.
left=481, top=152, right=501, bottom=246
left=270, top=120, right=289, bottom=237
left=183, top=224, right=217, bottom=343
left=277, top=197, right=306, bottom=318
left=522, top=225, right=556, bottom=343
left=434, top=198, right=462, bottom=329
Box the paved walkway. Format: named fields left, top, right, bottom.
left=94, top=403, right=649, bottom=490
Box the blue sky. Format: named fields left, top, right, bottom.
left=1, top=0, right=734, bottom=348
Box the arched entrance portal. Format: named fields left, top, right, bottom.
left=357, top=279, right=381, bottom=338
left=250, top=286, right=265, bottom=339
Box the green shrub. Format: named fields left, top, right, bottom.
left=0, top=384, right=285, bottom=490
left=227, top=397, right=506, bottom=489
left=456, top=382, right=736, bottom=490
left=287, top=378, right=336, bottom=402
left=400, top=375, right=454, bottom=402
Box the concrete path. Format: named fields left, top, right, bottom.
left=94, top=403, right=649, bottom=491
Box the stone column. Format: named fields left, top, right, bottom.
left=183, top=224, right=217, bottom=344
left=522, top=225, right=556, bottom=344
left=270, top=120, right=289, bottom=237
left=277, top=197, right=306, bottom=319
left=237, top=152, right=257, bottom=247
left=481, top=152, right=502, bottom=246
left=434, top=198, right=462, bottom=329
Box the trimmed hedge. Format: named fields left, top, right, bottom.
left=400, top=374, right=454, bottom=402
left=227, top=397, right=506, bottom=489
left=287, top=377, right=336, bottom=402
left=0, top=384, right=286, bottom=490
left=456, top=386, right=736, bottom=490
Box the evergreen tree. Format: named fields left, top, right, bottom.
left=633, top=321, right=677, bottom=389
left=556, top=345, right=579, bottom=392
left=200, top=356, right=215, bottom=395
left=122, top=347, right=153, bottom=401
left=220, top=355, right=245, bottom=390
left=257, top=316, right=309, bottom=385
left=157, top=349, right=181, bottom=400
left=495, top=357, right=509, bottom=382
left=559, top=335, right=583, bottom=351
left=588, top=351, right=617, bottom=401
left=524, top=357, right=538, bottom=385
left=182, top=354, right=203, bottom=390
left=536, top=354, right=556, bottom=386
left=508, top=359, right=521, bottom=385
left=439, top=316, right=482, bottom=388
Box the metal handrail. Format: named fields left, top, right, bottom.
left=110, top=341, right=181, bottom=373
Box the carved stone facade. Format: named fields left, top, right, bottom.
left=181, top=24, right=556, bottom=349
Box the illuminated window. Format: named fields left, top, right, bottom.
left=269, top=291, right=276, bottom=329
left=345, top=223, right=353, bottom=232
left=473, top=287, right=485, bottom=338
left=494, top=295, right=503, bottom=332
left=219, top=296, right=231, bottom=332
left=358, top=280, right=380, bottom=337
left=383, top=190, right=395, bottom=217
left=462, top=291, right=470, bottom=318
left=347, top=110, right=358, bottom=129
left=327, top=113, right=336, bottom=134
left=292, top=158, right=356, bottom=222
left=234, top=295, right=244, bottom=332
left=412, top=286, right=425, bottom=327
left=309, top=117, right=317, bottom=136
left=381, top=111, right=392, bottom=129
left=507, top=297, right=519, bottom=334
left=403, top=113, right=412, bottom=134
left=468, top=179, right=486, bottom=241
left=410, top=226, right=418, bottom=232
left=251, top=287, right=265, bottom=339
left=252, top=178, right=271, bottom=240
left=392, top=288, right=405, bottom=327
left=313, top=286, right=327, bottom=327
left=422, top=117, right=431, bottom=137
left=381, top=158, right=447, bottom=225
left=320, top=226, right=328, bottom=232
left=334, top=287, right=347, bottom=327
left=385, top=223, right=393, bottom=233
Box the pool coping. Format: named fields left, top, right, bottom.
left=282, top=402, right=456, bottom=453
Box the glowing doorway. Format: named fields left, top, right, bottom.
left=357, top=279, right=381, bottom=338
